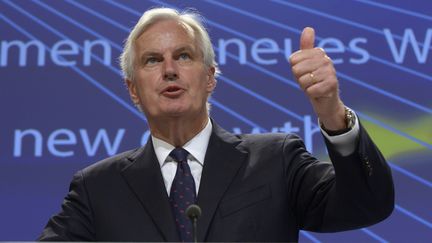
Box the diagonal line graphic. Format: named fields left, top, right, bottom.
left=272, top=0, right=432, bottom=52
left=361, top=228, right=389, bottom=243
left=146, top=0, right=432, bottom=148
left=218, top=76, right=305, bottom=123
left=355, top=111, right=431, bottom=149
left=355, top=0, right=432, bottom=22
left=0, top=14, right=146, bottom=123
left=38, top=0, right=432, bottom=237
left=30, top=0, right=123, bottom=52
left=204, top=0, right=432, bottom=87
left=396, top=205, right=432, bottom=229
left=2, top=2, right=427, bottom=237
left=3, top=0, right=123, bottom=76
left=209, top=97, right=267, bottom=131
left=65, top=0, right=130, bottom=32
left=299, top=230, right=321, bottom=243
left=338, top=72, right=431, bottom=115
left=389, top=162, right=432, bottom=189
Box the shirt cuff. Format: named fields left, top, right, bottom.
left=319, top=111, right=360, bottom=156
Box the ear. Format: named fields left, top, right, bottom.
left=206, top=66, right=217, bottom=93
left=126, top=79, right=139, bottom=105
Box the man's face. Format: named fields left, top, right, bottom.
left=127, top=19, right=216, bottom=121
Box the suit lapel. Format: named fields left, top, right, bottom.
left=196, top=122, right=248, bottom=242
left=120, top=141, right=179, bottom=242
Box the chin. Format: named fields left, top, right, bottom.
left=162, top=105, right=190, bottom=117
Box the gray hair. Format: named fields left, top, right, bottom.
left=119, top=7, right=220, bottom=81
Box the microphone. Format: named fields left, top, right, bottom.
left=186, top=204, right=201, bottom=243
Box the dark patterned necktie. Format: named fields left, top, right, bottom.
left=169, top=148, right=196, bottom=242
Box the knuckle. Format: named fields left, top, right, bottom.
left=289, top=50, right=302, bottom=64
left=300, top=83, right=307, bottom=91
left=288, top=56, right=295, bottom=65
left=292, top=65, right=300, bottom=76
left=323, top=57, right=333, bottom=65
left=329, top=79, right=338, bottom=89
left=316, top=47, right=326, bottom=55
left=328, top=82, right=337, bottom=90
left=298, top=76, right=306, bottom=86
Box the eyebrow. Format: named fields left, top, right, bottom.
left=175, top=45, right=194, bottom=52
left=140, top=50, right=161, bottom=57
left=138, top=45, right=198, bottom=63
left=138, top=51, right=161, bottom=66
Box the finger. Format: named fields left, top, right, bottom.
left=305, top=77, right=338, bottom=99
left=305, top=81, right=332, bottom=99
left=290, top=47, right=325, bottom=66
left=300, top=27, right=315, bottom=50
left=298, top=72, right=318, bottom=91
left=291, top=57, right=327, bottom=77
left=288, top=50, right=302, bottom=64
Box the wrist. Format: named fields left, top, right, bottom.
left=319, top=104, right=346, bottom=131
left=320, top=106, right=356, bottom=136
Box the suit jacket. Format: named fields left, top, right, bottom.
left=38, top=121, right=394, bottom=242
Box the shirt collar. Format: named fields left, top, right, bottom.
left=152, top=118, right=213, bottom=167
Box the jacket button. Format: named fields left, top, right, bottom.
left=364, top=159, right=372, bottom=176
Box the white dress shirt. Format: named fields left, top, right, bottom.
left=152, top=118, right=213, bottom=196
left=152, top=114, right=360, bottom=196
left=320, top=111, right=360, bottom=156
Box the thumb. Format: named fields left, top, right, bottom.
left=300, top=27, right=315, bottom=50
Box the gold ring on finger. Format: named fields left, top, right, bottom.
left=309, top=72, right=316, bottom=84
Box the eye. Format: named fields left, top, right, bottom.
left=145, top=57, right=159, bottom=65
left=179, top=53, right=191, bottom=60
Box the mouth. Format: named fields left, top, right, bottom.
left=161, top=85, right=185, bottom=98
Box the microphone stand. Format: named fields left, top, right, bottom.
left=186, top=204, right=201, bottom=243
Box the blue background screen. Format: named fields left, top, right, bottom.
left=1, top=0, right=431, bottom=241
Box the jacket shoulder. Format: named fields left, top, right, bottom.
left=80, top=146, right=144, bottom=177
left=239, top=132, right=302, bottom=143
left=237, top=132, right=305, bottom=152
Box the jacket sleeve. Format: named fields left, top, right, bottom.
left=38, top=170, right=95, bottom=241
left=284, top=122, right=394, bottom=232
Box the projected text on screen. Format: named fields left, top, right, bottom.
left=0, top=39, right=111, bottom=67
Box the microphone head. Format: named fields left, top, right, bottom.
left=186, top=204, right=202, bottom=220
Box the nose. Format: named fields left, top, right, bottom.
left=163, top=58, right=179, bottom=81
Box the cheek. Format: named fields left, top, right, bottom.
left=134, top=73, right=161, bottom=97
left=191, top=81, right=209, bottom=100
left=195, top=72, right=212, bottom=92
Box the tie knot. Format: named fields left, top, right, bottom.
left=169, top=148, right=189, bottom=163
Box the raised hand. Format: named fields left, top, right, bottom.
left=289, top=27, right=346, bottom=131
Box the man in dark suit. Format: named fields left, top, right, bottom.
left=38, top=7, right=394, bottom=242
